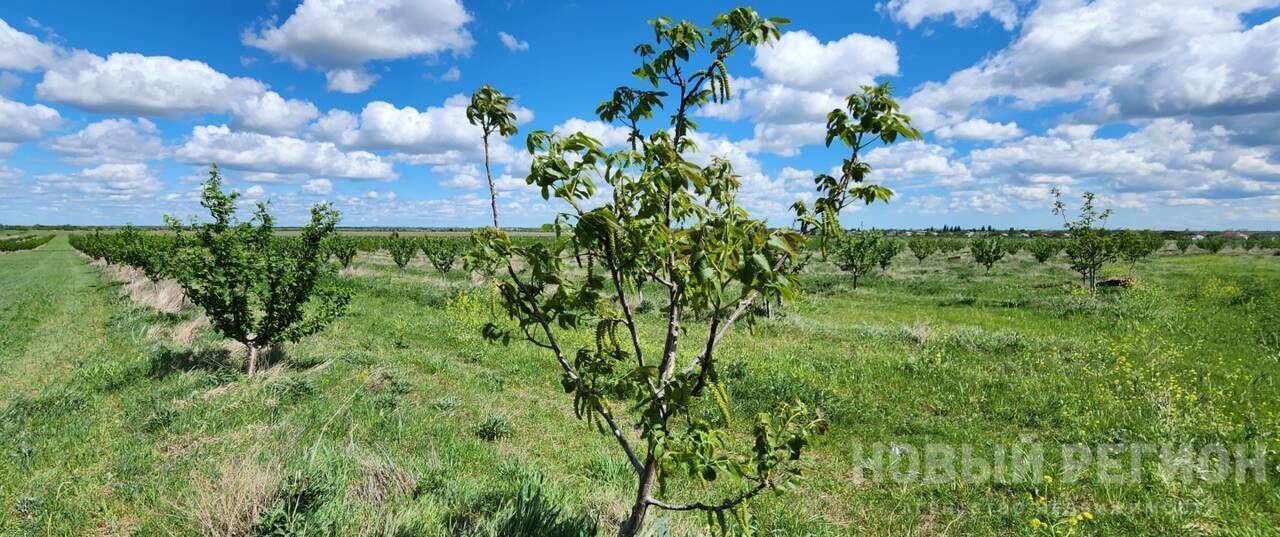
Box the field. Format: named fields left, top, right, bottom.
left=1, top=234, right=1278, bottom=536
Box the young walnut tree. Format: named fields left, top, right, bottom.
left=468, top=8, right=917, bottom=536
left=166, top=165, right=350, bottom=374
left=1052, top=189, right=1116, bottom=292
left=467, top=85, right=520, bottom=228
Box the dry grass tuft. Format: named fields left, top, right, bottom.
left=340, top=266, right=376, bottom=278
left=348, top=452, right=418, bottom=506
left=906, top=320, right=933, bottom=348
left=181, top=455, right=282, bottom=537
left=96, top=262, right=189, bottom=313
left=173, top=314, right=210, bottom=346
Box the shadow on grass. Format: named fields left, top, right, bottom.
left=150, top=344, right=311, bottom=380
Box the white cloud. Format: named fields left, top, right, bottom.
left=753, top=31, right=898, bottom=94
left=0, top=18, right=58, bottom=70
left=229, top=91, right=319, bottom=135
left=902, top=0, right=1279, bottom=131
left=902, top=194, right=946, bottom=213
left=553, top=118, right=632, bottom=148
left=0, top=95, right=60, bottom=142
left=865, top=140, right=972, bottom=185
left=934, top=118, right=1024, bottom=141
left=441, top=173, right=481, bottom=189
left=1233, top=151, right=1280, bottom=176
left=35, top=163, right=164, bottom=201
left=176, top=125, right=397, bottom=180
left=0, top=164, right=23, bottom=186
left=880, top=0, right=1019, bottom=30
left=498, top=31, right=529, bottom=52
left=243, top=184, right=266, bottom=198
left=1100, top=17, right=1280, bottom=120
left=437, top=66, right=461, bottom=81
left=695, top=31, right=899, bottom=156
left=245, top=0, right=474, bottom=93
left=324, top=68, right=379, bottom=93
left=950, top=190, right=1012, bottom=214
left=310, top=94, right=533, bottom=165
left=969, top=118, right=1280, bottom=200
left=39, top=52, right=258, bottom=116
left=36, top=51, right=316, bottom=134
left=44, top=118, right=166, bottom=164
left=302, top=178, right=334, bottom=195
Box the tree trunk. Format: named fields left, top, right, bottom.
left=618, top=460, right=657, bottom=537
left=246, top=343, right=259, bottom=375
left=482, top=132, right=499, bottom=229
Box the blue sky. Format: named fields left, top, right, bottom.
left=2, top=0, right=1279, bottom=229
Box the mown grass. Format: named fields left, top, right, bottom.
left=1, top=235, right=1277, bottom=536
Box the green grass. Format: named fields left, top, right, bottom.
left=2, top=237, right=1278, bottom=535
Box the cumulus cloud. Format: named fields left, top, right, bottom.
left=553, top=118, right=632, bottom=148
left=498, top=32, right=529, bottom=52
left=176, top=125, right=397, bottom=180
left=902, top=0, right=1279, bottom=131
left=0, top=95, right=60, bottom=142
left=697, top=31, right=899, bottom=156
left=36, top=51, right=316, bottom=133
left=310, top=94, right=532, bottom=166
left=934, top=118, right=1023, bottom=141
left=970, top=119, right=1280, bottom=200
left=880, top=0, right=1019, bottom=30
left=244, top=0, right=474, bottom=93
left=35, top=163, right=164, bottom=201
left=754, top=31, right=898, bottom=94
left=44, top=118, right=167, bottom=164
left=865, top=140, right=972, bottom=185
left=0, top=18, right=59, bottom=70
left=301, top=178, right=334, bottom=195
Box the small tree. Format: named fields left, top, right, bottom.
left=834, top=232, right=882, bottom=289
left=1003, top=239, right=1022, bottom=256
left=1026, top=237, right=1062, bottom=263
left=1115, top=230, right=1152, bottom=275
left=166, top=165, right=350, bottom=374
left=387, top=232, right=417, bottom=271
left=329, top=235, right=358, bottom=268
left=1052, top=189, right=1115, bottom=292
left=1200, top=235, right=1228, bottom=254
left=875, top=237, right=904, bottom=272
left=908, top=237, right=938, bottom=263
left=467, top=9, right=915, bottom=535
left=1175, top=235, right=1193, bottom=253
left=467, top=85, right=520, bottom=228
left=422, top=238, right=459, bottom=282
left=969, top=237, right=1006, bottom=274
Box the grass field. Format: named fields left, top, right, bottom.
left=2, top=235, right=1277, bottom=536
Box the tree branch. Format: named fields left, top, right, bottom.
left=647, top=479, right=771, bottom=512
